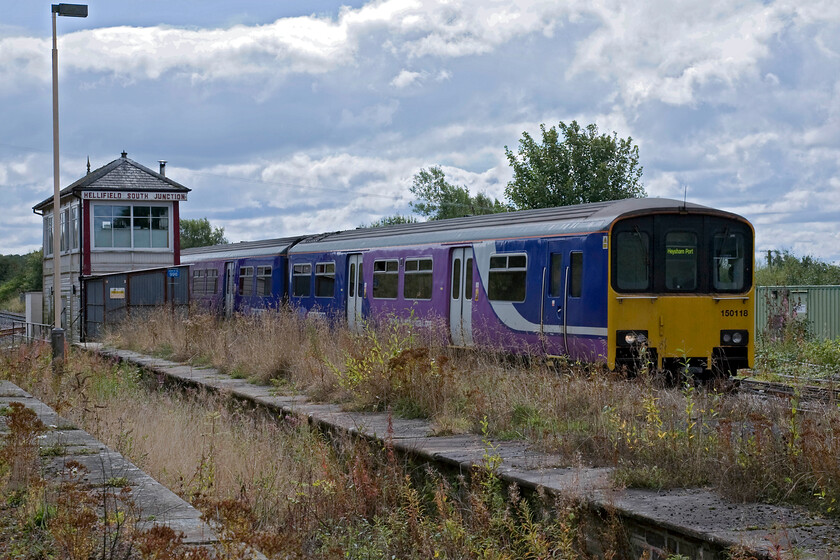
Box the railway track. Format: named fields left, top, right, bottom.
left=736, top=375, right=840, bottom=406
left=0, top=311, right=24, bottom=327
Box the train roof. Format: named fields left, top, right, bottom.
left=290, top=197, right=745, bottom=254
left=180, top=236, right=303, bottom=263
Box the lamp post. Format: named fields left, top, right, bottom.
left=51, top=3, right=87, bottom=361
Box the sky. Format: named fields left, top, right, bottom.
left=1, top=0, right=840, bottom=263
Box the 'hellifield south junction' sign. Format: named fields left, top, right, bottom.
left=82, top=191, right=188, bottom=201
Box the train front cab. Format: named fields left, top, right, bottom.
left=607, top=210, right=754, bottom=378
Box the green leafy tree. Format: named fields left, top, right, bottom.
left=366, top=215, right=418, bottom=228
left=504, top=120, right=645, bottom=209
left=0, top=250, right=42, bottom=311
left=410, top=166, right=508, bottom=220
left=180, top=218, right=228, bottom=249
left=756, top=250, right=840, bottom=286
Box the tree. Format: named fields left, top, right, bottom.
left=366, top=215, right=418, bottom=228
left=180, top=218, right=228, bottom=249
left=504, top=121, right=645, bottom=209
left=409, top=166, right=508, bottom=220
left=756, top=250, right=840, bottom=286
left=0, top=250, right=42, bottom=311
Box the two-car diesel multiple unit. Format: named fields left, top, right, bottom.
left=181, top=198, right=754, bottom=377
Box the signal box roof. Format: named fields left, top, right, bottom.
left=33, top=152, right=190, bottom=211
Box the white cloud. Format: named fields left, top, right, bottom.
left=0, top=0, right=575, bottom=88
left=390, top=69, right=422, bottom=88
left=566, top=0, right=840, bottom=107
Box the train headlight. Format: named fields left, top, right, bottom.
left=618, top=330, right=648, bottom=346
left=720, top=330, right=748, bottom=346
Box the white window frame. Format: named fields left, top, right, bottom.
left=90, top=202, right=172, bottom=251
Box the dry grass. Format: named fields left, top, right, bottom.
left=1, top=344, right=621, bottom=559
left=104, top=307, right=840, bottom=517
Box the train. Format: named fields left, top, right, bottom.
left=181, top=198, right=755, bottom=377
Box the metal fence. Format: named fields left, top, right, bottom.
left=83, top=266, right=190, bottom=340
left=0, top=320, right=51, bottom=349
left=756, top=285, right=840, bottom=340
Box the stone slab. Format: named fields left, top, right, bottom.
left=0, top=378, right=219, bottom=549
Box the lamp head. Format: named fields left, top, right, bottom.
left=52, top=4, right=88, bottom=17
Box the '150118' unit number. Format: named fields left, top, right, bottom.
left=721, top=309, right=748, bottom=317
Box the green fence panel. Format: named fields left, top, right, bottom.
left=756, top=286, right=840, bottom=340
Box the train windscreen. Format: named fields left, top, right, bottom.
left=611, top=214, right=752, bottom=294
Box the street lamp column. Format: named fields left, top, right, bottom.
left=50, top=3, right=87, bottom=361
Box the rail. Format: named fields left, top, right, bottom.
left=736, top=376, right=840, bottom=410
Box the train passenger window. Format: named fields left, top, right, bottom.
left=713, top=233, right=745, bottom=291
left=465, top=258, right=473, bottom=300
left=256, top=266, right=272, bottom=297
left=192, top=269, right=206, bottom=295
left=239, top=266, right=254, bottom=296
left=665, top=232, right=697, bottom=291
left=373, top=260, right=399, bottom=299
left=550, top=254, right=563, bottom=296
left=292, top=263, right=311, bottom=297
left=315, top=262, right=336, bottom=298
left=349, top=263, right=356, bottom=298
left=207, top=269, right=219, bottom=293
left=616, top=232, right=650, bottom=290
left=570, top=252, right=583, bottom=298
left=404, top=258, right=433, bottom=300
left=451, top=259, right=461, bottom=300
left=488, top=254, right=527, bottom=302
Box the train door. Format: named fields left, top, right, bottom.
left=542, top=241, right=567, bottom=354
left=347, top=254, right=364, bottom=330
left=224, top=262, right=236, bottom=318
left=449, top=247, right=474, bottom=346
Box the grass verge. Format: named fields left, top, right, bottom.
left=2, top=344, right=632, bottom=559
left=99, top=307, right=840, bottom=519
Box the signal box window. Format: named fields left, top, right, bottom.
left=92, top=204, right=168, bottom=248
left=373, top=260, right=399, bottom=299
left=404, top=258, right=433, bottom=300
left=616, top=232, right=651, bottom=290
left=292, top=263, right=311, bottom=297
left=315, top=262, right=336, bottom=298
left=94, top=205, right=131, bottom=248
left=206, top=269, right=219, bottom=294
left=257, top=266, right=272, bottom=297
left=570, top=252, right=583, bottom=297
left=239, top=266, right=254, bottom=296
left=713, top=233, right=746, bottom=291
left=665, top=232, right=697, bottom=291
left=488, top=254, right=527, bottom=302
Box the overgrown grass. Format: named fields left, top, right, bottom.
left=753, top=295, right=840, bottom=381
left=1, top=344, right=625, bottom=559
left=104, top=307, right=840, bottom=518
